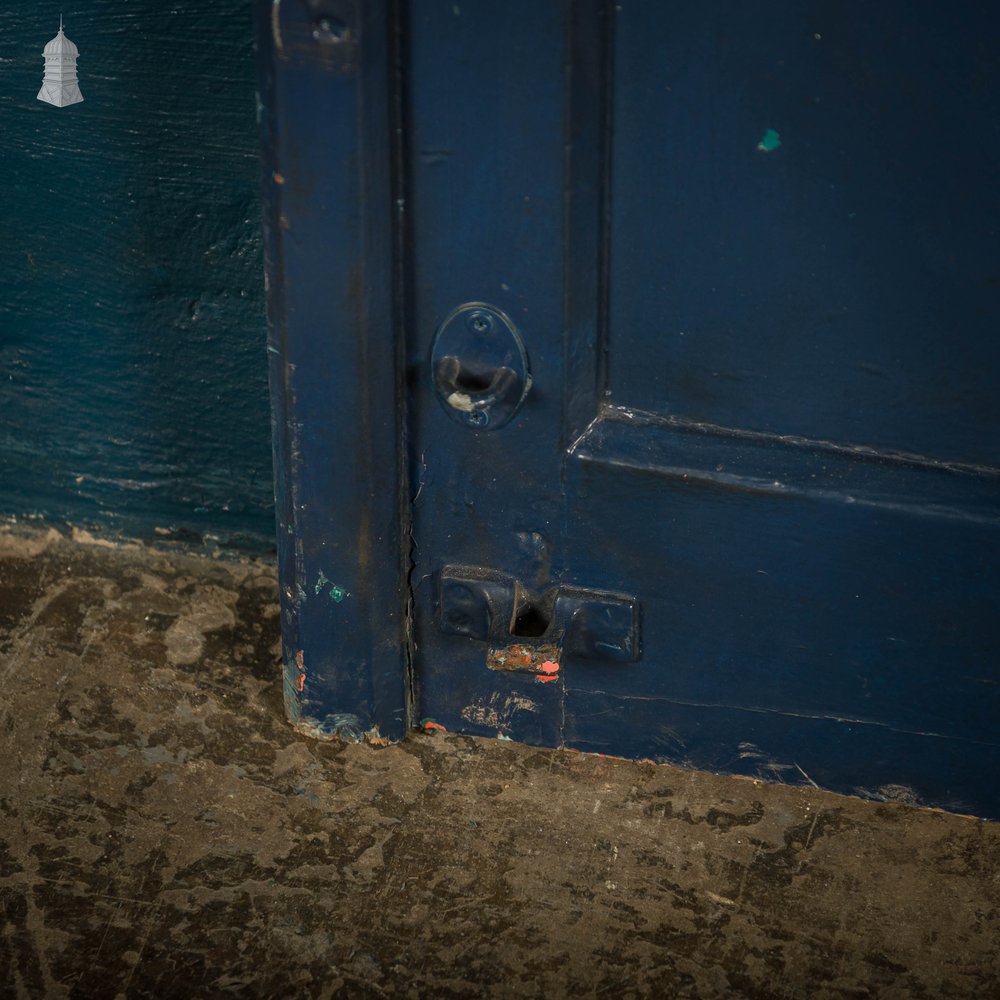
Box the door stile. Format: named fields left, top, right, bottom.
left=258, top=0, right=410, bottom=742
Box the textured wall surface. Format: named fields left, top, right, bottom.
left=0, top=3, right=273, bottom=548
left=1, top=528, right=998, bottom=997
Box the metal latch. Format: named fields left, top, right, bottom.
left=437, top=566, right=641, bottom=681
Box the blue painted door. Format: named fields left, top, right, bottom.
left=406, top=2, right=1000, bottom=815
left=261, top=0, right=999, bottom=816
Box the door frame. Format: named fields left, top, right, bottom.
left=258, top=0, right=411, bottom=741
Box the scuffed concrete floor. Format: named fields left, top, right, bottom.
left=0, top=528, right=997, bottom=999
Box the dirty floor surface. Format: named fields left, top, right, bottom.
left=0, top=528, right=997, bottom=999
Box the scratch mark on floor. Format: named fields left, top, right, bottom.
left=805, top=812, right=820, bottom=849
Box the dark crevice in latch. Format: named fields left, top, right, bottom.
left=512, top=601, right=550, bottom=638
left=510, top=585, right=556, bottom=639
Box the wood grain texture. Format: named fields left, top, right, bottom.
left=0, top=2, right=272, bottom=548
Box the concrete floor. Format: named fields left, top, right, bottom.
left=0, top=526, right=997, bottom=999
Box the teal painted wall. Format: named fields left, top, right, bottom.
left=0, top=3, right=273, bottom=549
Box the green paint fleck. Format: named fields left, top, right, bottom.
left=315, top=570, right=347, bottom=601
left=757, top=128, right=781, bottom=152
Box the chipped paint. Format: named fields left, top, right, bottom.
left=315, top=570, right=348, bottom=602
left=290, top=713, right=388, bottom=745
left=461, top=693, right=539, bottom=729
left=757, top=128, right=781, bottom=152
left=487, top=642, right=561, bottom=675
left=282, top=653, right=302, bottom=724
left=295, top=648, right=306, bottom=692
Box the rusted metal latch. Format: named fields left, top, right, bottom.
left=437, top=566, right=641, bottom=682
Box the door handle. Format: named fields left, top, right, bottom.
left=430, top=303, right=531, bottom=429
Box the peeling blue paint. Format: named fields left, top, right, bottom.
left=294, top=713, right=367, bottom=743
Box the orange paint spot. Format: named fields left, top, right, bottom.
left=273, top=171, right=285, bottom=184
left=423, top=721, right=447, bottom=732
left=296, top=673, right=305, bottom=692
left=535, top=673, right=558, bottom=683
left=537, top=660, right=559, bottom=674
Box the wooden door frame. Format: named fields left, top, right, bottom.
left=258, top=0, right=411, bottom=742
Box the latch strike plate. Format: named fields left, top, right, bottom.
left=437, top=566, right=641, bottom=676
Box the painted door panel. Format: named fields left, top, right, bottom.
left=609, top=2, right=999, bottom=464
left=405, top=0, right=1000, bottom=815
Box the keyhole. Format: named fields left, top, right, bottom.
left=455, top=367, right=493, bottom=392
left=511, top=587, right=554, bottom=638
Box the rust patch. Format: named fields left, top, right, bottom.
left=487, top=643, right=561, bottom=682
left=295, top=649, right=305, bottom=692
